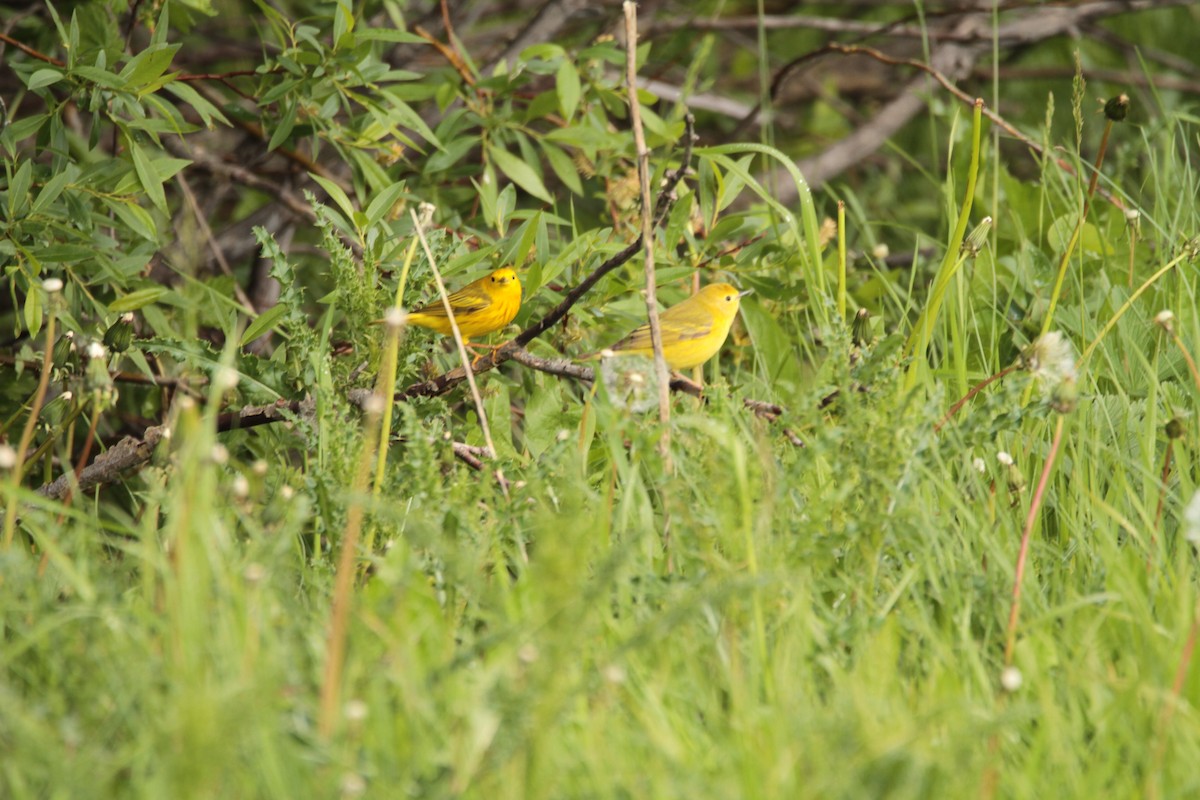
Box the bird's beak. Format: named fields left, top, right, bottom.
left=738, top=289, right=754, bottom=298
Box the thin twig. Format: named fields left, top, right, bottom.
left=1004, top=414, right=1067, bottom=665
left=4, top=309, right=56, bottom=547
left=409, top=210, right=501, bottom=474
left=0, top=353, right=207, bottom=394
left=624, top=2, right=672, bottom=452
left=176, top=171, right=257, bottom=313
left=34, top=397, right=312, bottom=501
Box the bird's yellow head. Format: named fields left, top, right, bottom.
left=487, top=267, right=520, bottom=291
left=696, top=282, right=750, bottom=322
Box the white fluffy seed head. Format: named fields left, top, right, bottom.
left=384, top=307, right=408, bottom=330
left=1154, top=309, right=1175, bottom=330
left=214, top=366, right=239, bottom=392
left=1184, top=490, right=1200, bottom=545
left=1000, top=666, right=1023, bottom=692
left=344, top=699, right=369, bottom=723
left=363, top=394, right=385, bottom=415
left=42, top=277, right=64, bottom=293
left=86, top=341, right=107, bottom=360
left=0, top=444, right=17, bottom=470
left=997, top=451, right=1014, bottom=466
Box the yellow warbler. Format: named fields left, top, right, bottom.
left=407, top=267, right=522, bottom=340
left=608, top=283, right=750, bottom=370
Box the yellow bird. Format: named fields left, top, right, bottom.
left=608, top=283, right=750, bottom=370
left=407, top=267, right=522, bottom=343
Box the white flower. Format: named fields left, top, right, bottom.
left=231, top=474, right=250, bottom=498
left=1154, top=310, right=1175, bottom=331
left=0, top=444, right=17, bottom=470
left=252, top=459, right=268, bottom=476
left=210, top=443, right=229, bottom=465
left=871, top=243, right=890, bottom=260
left=1124, top=208, right=1140, bottom=222
left=1183, top=490, right=1200, bottom=545
left=997, top=451, right=1014, bottom=466
left=972, top=457, right=986, bottom=473
left=42, top=277, right=63, bottom=293
left=1000, top=666, right=1023, bottom=692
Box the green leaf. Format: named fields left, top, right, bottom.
left=333, top=0, right=355, bottom=49
left=379, top=90, right=442, bottom=149
left=27, top=68, right=64, bottom=90
left=356, top=28, right=425, bottom=44
left=103, top=197, right=157, bottom=241
left=556, top=59, right=580, bottom=120
left=164, top=82, right=231, bottom=128
left=472, top=175, right=497, bottom=230
left=364, top=182, right=407, bottom=227
left=73, top=65, right=127, bottom=89
left=267, top=98, right=297, bottom=152
left=487, top=143, right=553, bottom=204
left=541, top=142, right=583, bottom=196
left=129, top=140, right=168, bottom=213
left=30, top=167, right=77, bottom=215
left=24, top=286, right=43, bottom=338
left=1, top=113, right=48, bottom=150
left=110, top=287, right=168, bottom=312
left=7, top=159, right=33, bottom=218
left=120, top=43, right=181, bottom=90
left=310, top=174, right=357, bottom=222
left=240, top=303, right=289, bottom=345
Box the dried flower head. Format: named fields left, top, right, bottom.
left=1022, top=332, right=1078, bottom=394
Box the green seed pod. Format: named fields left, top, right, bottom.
left=52, top=330, right=77, bottom=370
left=1104, top=94, right=1129, bottom=122
left=103, top=312, right=135, bottom=353
left=961, top=216, right=993, bottom=258
left=41, top=391, right=74, bottom=427
left=851, top=308, right=872, bottom=347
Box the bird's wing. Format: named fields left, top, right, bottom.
left=412, top=281, right=493, bottom=318
left=613, top=300, right=713, bottom=351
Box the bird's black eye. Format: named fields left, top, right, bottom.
left=726, top=294, right=733, bottom=301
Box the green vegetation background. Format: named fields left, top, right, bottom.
left=2, top=1, right=1200, bottom=797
